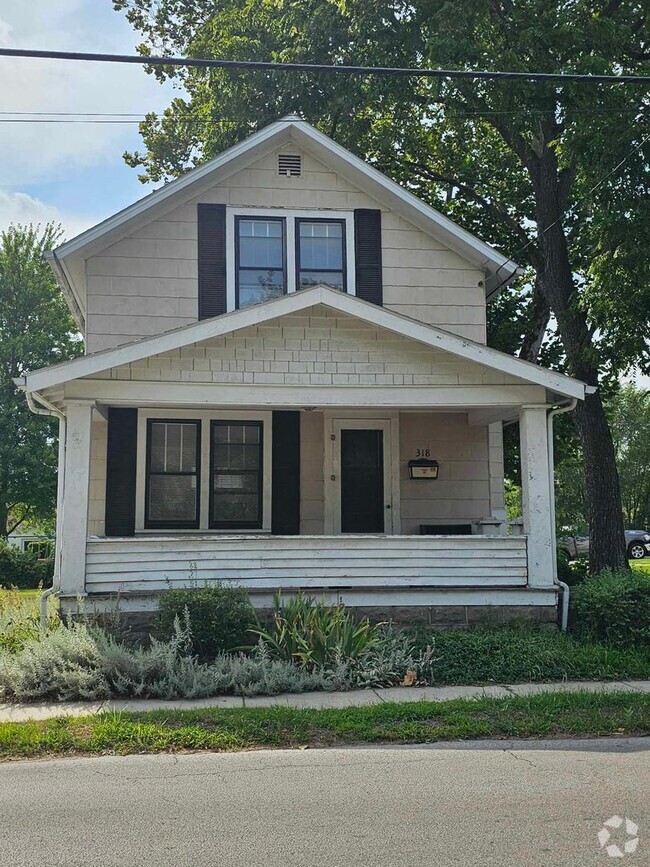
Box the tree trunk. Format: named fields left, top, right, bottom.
left=532, top=150, right=627, bottom=573
left=0, top=501, right=8, bottom=540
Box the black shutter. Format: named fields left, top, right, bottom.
left=272, top=411, right=301, bottom=535
left=354, top=208, right=383, bottom=305
left=198, top=203, right=227, bottom=319
left=105, top=408, right=137, bottom=537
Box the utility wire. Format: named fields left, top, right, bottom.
left=487, top=131, right=650, bottom=296
left=0, top=47, right=649, bottom=84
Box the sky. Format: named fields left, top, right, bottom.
left=0, top=0, right=176, bottom=240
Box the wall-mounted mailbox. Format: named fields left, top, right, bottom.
left=408, top=459, right=439, bottom=480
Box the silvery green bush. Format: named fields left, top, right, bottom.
left=0, top=613, right=432, bottom=702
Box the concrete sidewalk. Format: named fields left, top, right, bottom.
left=0, top=679, right=648, bottom=723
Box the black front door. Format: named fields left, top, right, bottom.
left=340, top=429, right=384, bottom=533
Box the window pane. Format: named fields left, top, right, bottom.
left=214, top=443, right=260, bottom=470
left=238, top=270, right=284, bottom=308
left=238, top=220, right=283, bottom=268
left=148, top=475, right=197, bottom=522
left=212, top=492, right=260, bottom=524
left=299, top=221, right=343, bottom=270
left=299, top=271, right=344, bottom=291
left=211, top=423, right=262, bottom=526
left=149, top=422, right=197, bottom=473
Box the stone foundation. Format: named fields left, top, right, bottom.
left=65, top=598, right=559, bottom=644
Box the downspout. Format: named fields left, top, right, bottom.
left=547, top=398, right=578, bottom=631
left=25, top=391, right=66, bottom=629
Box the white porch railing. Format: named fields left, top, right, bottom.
left=85, top=534, right=528, bottom=595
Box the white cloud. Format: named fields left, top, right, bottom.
left=0, top=190, right=98, bottom=240
left=0, top=2, right=175, bottom=184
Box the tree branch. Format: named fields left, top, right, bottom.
left=399, top=159, right=543, bottom=268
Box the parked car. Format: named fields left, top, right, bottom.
left=560, top=529, right=650, bottom=560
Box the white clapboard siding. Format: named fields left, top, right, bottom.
left=85, top=534, right=528, bottom=594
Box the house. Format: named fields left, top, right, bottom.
left=16, top=116, right=589, bottom=629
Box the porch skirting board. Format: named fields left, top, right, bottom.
left=69, top=534, right=557, bottom=634
left=84, top=534, right=531, bottom=593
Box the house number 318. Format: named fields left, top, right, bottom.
left=415, top=448, right=431, bottom=458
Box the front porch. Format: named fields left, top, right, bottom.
left=21, top=289, right=583, bottom=621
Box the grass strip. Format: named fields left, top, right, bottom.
left=1, top=691, right=648, bottom=761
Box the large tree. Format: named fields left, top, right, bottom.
left=0, top=224, right=81, bottom=538
left=115, top=0, right=649, bottom=571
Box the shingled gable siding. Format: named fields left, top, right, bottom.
left=84, top=148, right=486, bottom=352
left=98, top=308, right=516, bottom=388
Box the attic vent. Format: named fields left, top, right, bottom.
left=278, top=154, right=302, bottom=177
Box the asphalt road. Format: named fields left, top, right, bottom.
left=1, top=739, right=648, bottom=867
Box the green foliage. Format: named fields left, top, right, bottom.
left=0, top=224, right=82, bottom=538
left=0, top=588, right=59, bottom=653
left=0, top=543, right=53, bottom=589
left=251, top=592, right=383, bottom=668
left=157, top=584, right=257, bottom=659
left=571, top=569, right=650, bottom=649
left=408, top=624, right=649, bottom=684
left=2, top=692, right=648, bottom=760
left=609, top=385, right=650, bottom=529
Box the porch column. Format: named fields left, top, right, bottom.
left=519, top=405, right=554, bottom=587
left=59, top=400, right=94, bottom=598
left=488, top=421, right=506, bottom=531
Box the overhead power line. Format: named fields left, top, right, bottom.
left=0, top=47, right=649, bottom=84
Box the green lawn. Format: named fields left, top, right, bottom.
left=631, top=559, right=650, bottom=573
left=0, top=691, right=647, bottom=761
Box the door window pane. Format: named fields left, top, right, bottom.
left=297, top=220, right=345, bottom=291
left=237, top=218, right=285, bottom=309
left=210, top=422, right=263, bottom=528
left=146, top=420, right=200, bottom=528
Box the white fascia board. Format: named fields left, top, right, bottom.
left=18, top=285, right=586, bottom=400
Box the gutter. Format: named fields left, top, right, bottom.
left=547, top=397, right=579, bottom=631
left=25, top=391, right=66, bottom=629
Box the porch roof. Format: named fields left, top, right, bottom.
left=16, top=285, right=588, bottom=401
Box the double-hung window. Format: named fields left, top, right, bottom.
left=210, top=421, right=263, bottom=529
left=296, top=219, right=345, bottom=291
left=232, top=213, right=348, bottom=309
left=236, top=217, right=286, bottom=309
left=145, top=420, right=200, bottom=529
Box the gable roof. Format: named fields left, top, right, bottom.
left=47, top=116, right=521, bottom=328
left=17, top=285, right=585, bottom=401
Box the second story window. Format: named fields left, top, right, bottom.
left=296, top=219, right=345, bottom=291
left=236, top=217, right=286, bottom=309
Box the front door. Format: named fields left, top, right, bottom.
left=340, top=429, right=384, bottom=533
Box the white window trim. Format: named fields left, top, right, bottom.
left=135, top=408, right=273, bottom=533
left=226, top=207, right=356, bottom=312
left=323, top=411, right=400, bottom=535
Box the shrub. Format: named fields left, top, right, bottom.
left=157, top=584, right=257, bottom=659
left=252, top=592, right=383, bottom=668
left=407, top=624, right=650, bottom=683
left=0, top=544, right=53, bottom=590
left=0, top=587, right=59, bottom=653
left=571, top=568, right=650, bottom=648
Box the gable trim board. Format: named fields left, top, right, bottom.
left=45, top=117, right=521, bottom=322
left=16, top=285, right=587, bottom=401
